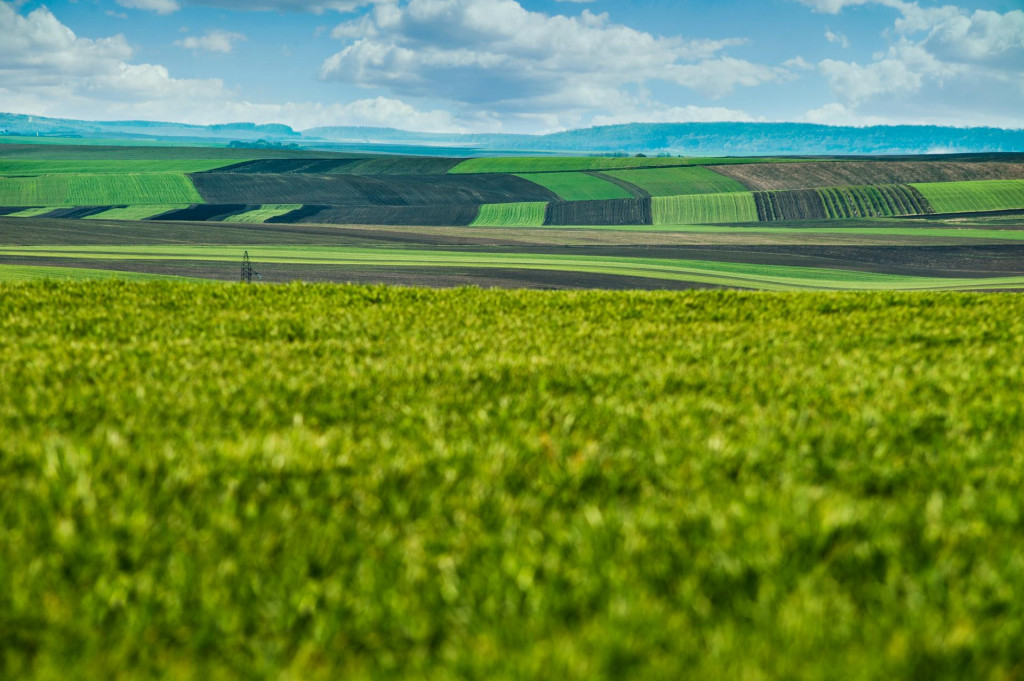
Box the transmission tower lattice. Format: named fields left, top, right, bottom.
left=241, top=250, right=261, bottom=283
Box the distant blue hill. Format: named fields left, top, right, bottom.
left=3, top=112, right=1023, bottom=156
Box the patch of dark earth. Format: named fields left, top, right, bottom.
left=0, top=257, right=735, bottom=290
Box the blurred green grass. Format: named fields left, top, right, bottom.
left=2, top=283, right=1024, bottom=680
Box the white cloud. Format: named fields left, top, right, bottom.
left=825, top=28, right=849, bottom=48
left=175, top=29, right=247, bottom=54
left=800, top=102, right=891, bottom=126
left=320, top=0, right=787, bottom=124
left=806, top=0, right=1023, bottom=127
left=591, top=105, right=759, bottom=127
left=119, top=0, right=390, bottom=14
left=0, top=2, right=473, bottom=132
left=115, top=0, right=182, bottom=14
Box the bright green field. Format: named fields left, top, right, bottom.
left=5, top=207, right=54, bottom=218
left=912, top=179, right=1024, bottom=214
left=0, top=264, right=199, bottom=282
left=4, top=245, right=1024, bottom=290
left=3, top=284, right=1024, bottom=680
left=0, top=174, right=203, bottom=206
left=221, top=205, right=303, bottom=224
left=451, top=156, right=798, bottom=174
left=83, top=205, right=192, bottom=221
left=0, top=160, right=236, bottom=175
left=516, top=172, right=635, bottom=201
left=471, top=202, right=548, bottom=227
left=652, top=193, right=759, bottom=225
left=603, top=167, right=748, bottom=196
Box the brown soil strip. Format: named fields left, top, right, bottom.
left=712, top=161, right=1024, bottom=191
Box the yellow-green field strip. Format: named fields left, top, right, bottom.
left=221, top=204, right=303, bottom=223
left=0, top=173, right=203, bottom=206
left=4, top=245, right=1024, bottom=291
left=0, top=264, right=203, bottom=282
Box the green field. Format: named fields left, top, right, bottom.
left=83, top=205, right=193, bottom=221
left=450, top=156, right=796, bottom=174
left=0, top=159, right=237, bottom=175
left=912, top=179, right=1024, bottom=213
left=603, top=166, right=748, bottom=196
left=818, top=184, right=930, bottom=219
left=221, top=204, right=303, bottom=224
left=0, top=264, right=199, bottom=282
left=3, top=284, right=1024, bottom=680
left=516, top=172, right=635, bottom=201
left=471, top=202, right=548, bottom=227
left=5, top=207, right=54, bottom=218
left=0, top=174, right=203, bottom=206
left=652, top=192, right=759, bottom=225
left=4, top=244, right=1024, bottom=290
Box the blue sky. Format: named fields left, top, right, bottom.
left=1, top=0, right=1022, bottom=132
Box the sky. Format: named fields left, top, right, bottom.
left=1, top=0, right=1022, bottom=133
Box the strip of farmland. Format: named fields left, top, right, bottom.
left=206, top=157, right=462, bottom=175
left=544, top=198, right=652, bottom=226
left=604, top=167, right=749, bottom=197
left=5, top=244, right=1024, bottom=290
left=221, top=204, right=304, bottom=223
left=653, top=193, right=759, bottom=224
left=755, top=190, right=829, bottom=221
left=84, top=205, right=191, bottom=220
left=449, top=156, right=802, bottom=174
left=471, top=202, right=548, bottom=227
left=711, top=161, right=1024, bottom=190
left=0, top=174, right=203, bottom=206
left=189, top=173, right=559, bottom=205
left=515, top=172, right=636, bottom=201
left=911, top=180, right=1024, bottom=214
left=266, top=205, right=481, bottom=226
left=816, top=185, right=932, bottom=219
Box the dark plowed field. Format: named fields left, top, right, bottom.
left=271, top=205, right=480, bottom=227
left=755, top=190, right=828, bottom=221
left=713, top=161, right=1024, bottom=190
left=190, top=173, right=558, bottom=205
left=545, top=199, right=652, bottom=226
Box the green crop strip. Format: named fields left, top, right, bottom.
left=4, top=284, right=1024, bottom=679
left=0, top=174, right=203, bottom=206
left=912, top=179, right=1024, bottom=213
left=602, top=166, right=748, bottom=197
left=449, top=156, right=808, bottom=174
left=3, top=245, right=1024, bottom=290
left=0, top=160, right=238, bottom=175
left=471, top=202, right=548, bottom=227
left=515, top=173, right=635, bottom=201
left=4, top=207, right=54, bottom=218
left=0, top=264, right=202, bottom=282
left=652, top=193, right=759, bottom=224
left=221, top=205, right=303, bottom=224
left=83, top=205, right=193, bottom=221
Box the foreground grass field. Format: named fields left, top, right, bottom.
left=2, top=283, right=1024, bottom=680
